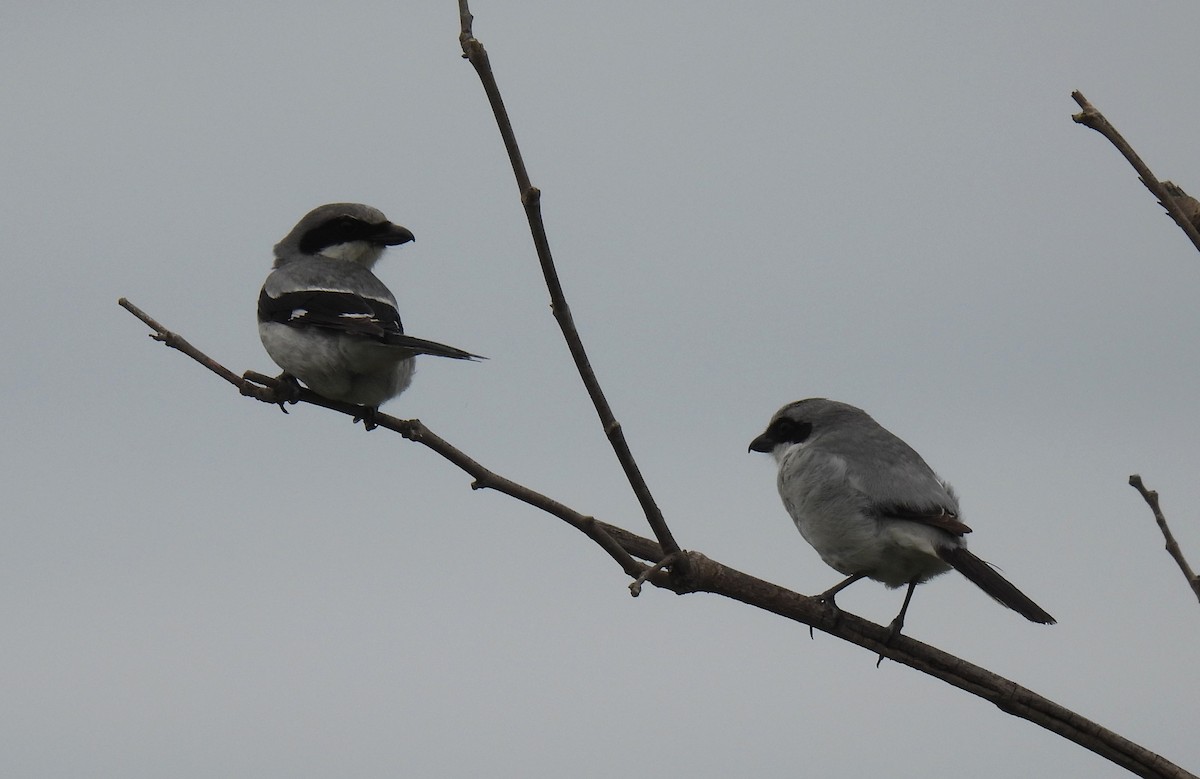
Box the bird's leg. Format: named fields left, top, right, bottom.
left=876, top=578, right=920, bottom=667
left=885, top=578, right=919, bottom=642
left=353, top=406, right=380, bottom=431
left=809, top=573, right=866, bottom=638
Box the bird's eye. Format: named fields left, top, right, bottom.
left=299, top=216, right=369, bottom=254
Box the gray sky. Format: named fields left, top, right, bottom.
left=5, top=1, right=1199, bottom=776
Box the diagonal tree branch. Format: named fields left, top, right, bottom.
left=119, top=298, right=248, bottom=389
left=1129, top=475, right=1200, bottom=605
left=1071, top=90, right=1200, bottom=253
left=121, top=298, right=651, bottom=579
left=121, top=298, right=1195, bottom=779
left=456, top=0, right=684, bottom=571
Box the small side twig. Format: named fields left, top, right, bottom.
left=1071, top=91, right=1200, bottom=253
left=1129, top=474, right=1200, bottom=604
left=456, top=0, right=685, bottom=574
left=628, top=551, right=685, bottom=597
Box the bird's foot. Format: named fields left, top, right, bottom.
left=353, top=406, right=381, bottom=430
left=809, top=590, right=845, bottom=639
left=272, top=373, right=303, bottom=413
left=815, top=589, right=846, bottom=619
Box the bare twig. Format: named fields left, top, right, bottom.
left=1071, top=91, right=1200, bottom=253
left=121, top=299, right=1196, bottom=779
left=679, top=552, right=1191, bottom=779
left=397, top=419, right=652, bottom=580
left=119, top=298, right=246, bottom=387
left=120, top=298, right=649, bottom=579
left=456, top=0, right=684, bottom=571
left=1129, top=475, right=1200, bottom=604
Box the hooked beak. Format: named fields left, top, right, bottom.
left=372, top=222, right=416, bottom=246
left=748, top=432, right=774, bottom=453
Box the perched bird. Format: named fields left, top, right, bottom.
left=257, top=203, right=480, bottom=421
left=749, top=398, right=1054, bottom=640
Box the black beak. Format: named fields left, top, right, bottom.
left=748, top=432, right=774, bottom=453
left=373, top=222, right=416, bottom=246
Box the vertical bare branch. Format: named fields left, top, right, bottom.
left=1129, top=475, right=1200, bottom=604
left=456, top=1, right=684, bottom=569
left=1071, top=91, right=1200, bottom=253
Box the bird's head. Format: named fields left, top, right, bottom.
left=273, top=203, right=415, bottom=269
left=749, top=398, right=868, bottom=461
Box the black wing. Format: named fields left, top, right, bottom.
left=258, top=288, right=403, bottom=339
left=258, top=288, right=482, bottom=361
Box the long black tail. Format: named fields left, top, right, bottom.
left=938, top=546, right=1056, bottom=624
left=384, top=334, right=484, bottom=361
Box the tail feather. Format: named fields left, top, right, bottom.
left=384, top=334, right=484, bottom=361
left=938, top=546, right=1056, bottom=624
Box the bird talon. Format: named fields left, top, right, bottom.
left=273, top=373, right=302, bottom=403
left=819, top=595, right=844, bottom=622
left=807, top=590, right=846, bottom=639
left=353, top=407, right=380, bottom=430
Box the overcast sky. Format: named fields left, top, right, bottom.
left=4, top=2, right=1200, bottom=777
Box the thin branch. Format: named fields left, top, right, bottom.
left=1071, top=91, right=1200, bottom=253
left=1129, top=475, right=1200, bottom=604
left=398, top=420, right=653, bottom=580
left=676, top=552, right=1191, bottom=779
left=119, top=298, right=245, bottom=387
left=121, top=299, right=1195, bottom=779
left=456, top=0, right=684, bottom=570
left=119, top=297, right=649, bottom=580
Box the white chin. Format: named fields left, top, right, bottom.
left=322, top=241, right=383, bottom=267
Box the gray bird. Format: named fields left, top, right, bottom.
left=258, top=203, right=480, bottom=420
left=749, top=398, right=1054, bottom=639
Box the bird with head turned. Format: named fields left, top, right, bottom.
left=257, top=203, right=481, bottom=424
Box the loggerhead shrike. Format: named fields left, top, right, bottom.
left=749, top=398, right=1054, bottom=640
left=258, top=203, right=480, bottom=420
